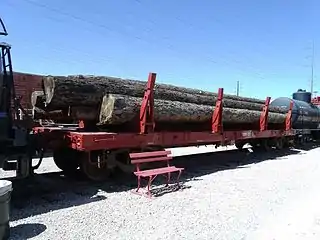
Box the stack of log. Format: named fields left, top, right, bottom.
left=30, top=75, right=288, bottom=130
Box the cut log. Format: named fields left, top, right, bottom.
left=33, top=105, right=101, bottom=122
left=42, top=75, right=273, bottom=111
left=98, top=94, right=287, bottom=126
left=69, top=106, right=100, bottom=120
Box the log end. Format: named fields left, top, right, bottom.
left=98, top=94, right=139, bottom=125
left=98, top=94, right=116, bottom=125
left=42, top=76, right=56, bottom=105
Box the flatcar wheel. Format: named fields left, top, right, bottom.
left=275, top=138, right=284, bottom=150
left=235, top=141, right=245, bottom=150
left=261, top=139, right=271, bottom=151
left=284, top=137, right=294, bottom=148
left=80, top=151, right=111, bottom=182
left=53, top=148, right=80, bottom=174
left=250, top=142, right=261, bottom=151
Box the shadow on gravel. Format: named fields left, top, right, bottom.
left=87, top=145, right=306, bottom=196
left=9, top=223, right=47, bottom=239
left=293, top=141, right=320, bottom=151
left=169, top=146, right=304, bottom=185
left=10, top=173, right=106, bottom=221
left=9, top=142, right=313, bottom=221
left=151, top=184, right=192, bottom=197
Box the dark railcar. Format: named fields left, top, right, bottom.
left=270, top=97, right=320, bottom=129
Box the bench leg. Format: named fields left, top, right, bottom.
left=165, top=172, right=171, bottom=187
left=136, top=176, right=141, bottom=193
left=147, top=175, right=158, bottom=198
left=147, top=176, right=152, bottom=198
left=133, top=174, right=178, bottom=198
left=176, top=170, right=182, bottom=187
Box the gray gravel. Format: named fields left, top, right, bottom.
left=6, top=144, right=320, bottom=240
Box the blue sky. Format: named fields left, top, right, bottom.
left=1, top=0, right=318, bottom=100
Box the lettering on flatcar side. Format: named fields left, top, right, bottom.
left=241, top=130, right=254, bottom=138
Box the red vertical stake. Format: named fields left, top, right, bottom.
left=285, top=100, right=293, bottom=131
left=212, top=88, right=223, bottom=133
left=140, top=72, right=156, bottom=134
left=260, top=97, right=271, bottom=131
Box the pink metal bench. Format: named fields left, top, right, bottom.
left=130, top=150, right=184, bottom=198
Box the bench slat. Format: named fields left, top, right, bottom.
left=129, top=150, right=171, bottom=159
left=131, top=156, right=172, bottom=164
left=134, top=166, right=184, bottom=177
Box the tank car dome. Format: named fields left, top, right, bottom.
left=292, top=89, right=312, bottom=103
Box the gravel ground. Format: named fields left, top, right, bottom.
left=4, top=143, right=320, bottom=240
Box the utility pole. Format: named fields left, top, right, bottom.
left=236, top=80, right=240, bottom=96
left=311, top=40, right=315, bottom=97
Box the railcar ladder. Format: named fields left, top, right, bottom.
left=0, top=42, right=15, bottom=118
left=0, top=18, right=16, bottom=141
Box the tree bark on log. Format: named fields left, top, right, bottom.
left=42, top=75, right=285, bottom=113
left=98, top=94, right=287, bottom=126
left=69, top=106, right=100, bottom=120
left=32, top=106, right=100, bottom=122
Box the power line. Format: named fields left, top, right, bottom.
left=132, top=0, right=298, bottom=70
left=7, top=0, right=311, bottom=85
left=12, top=0, right=271, bottom=80
left=133, top=0, right=271, bottom=77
